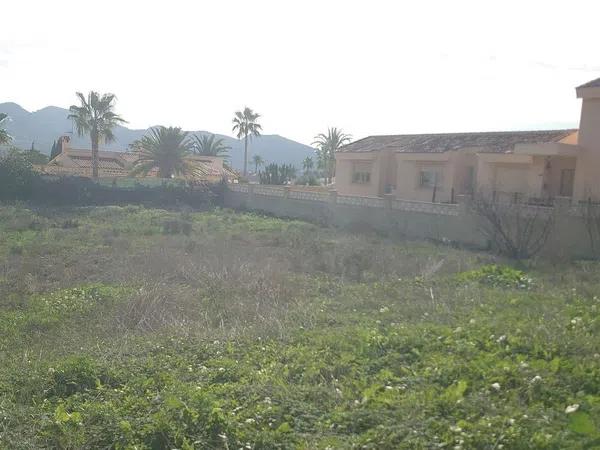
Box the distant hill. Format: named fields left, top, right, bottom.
left=0, top=102, right=315, bottom=169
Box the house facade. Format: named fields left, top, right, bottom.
left=335, top=78, right=600, bottom=204
left=39, top=135, right=238, bottom=182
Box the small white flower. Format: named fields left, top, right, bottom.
left=565, top=404, right=580, bottom=414
left=530, top=375, right=542, bottom=384
left=491, top=382, right=501, bottom=391
left=245, top=418, right=255, bottom=424
left=496, top=335, right=507, bottom=344
left=469, top=318, right=476, bottom=324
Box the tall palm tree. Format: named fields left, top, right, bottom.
left=312, top=127, right=351, bottom=184
left=0, top=113, right=11, bottom=145
left=68, top=91, right=126, bottom=178
left=192, top=133, right=231, bottom=158
left=302, top=156, right=314, bottom=175
left=131, top=126, right=194, bottom=178
left=252, top=154, right=265, bottom=173
left=232, top=107, right=262, bottom=176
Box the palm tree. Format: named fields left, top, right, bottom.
left=0, top=113, right=11, bottom=145
left=192, top=134, right=231, bottom=158
left=68, top=91, right=126, bottom=178
left=312, top=127, right=351, bottom=184
left=302, top=156, right=314, bottom=175
left=232, top=107, right=262, bottom=176
left=252, top=154, right=265, bottom=173
left=131, top=126, right=194, bottom=178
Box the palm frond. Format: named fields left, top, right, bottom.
left=131, top=126, right=193, bottom=178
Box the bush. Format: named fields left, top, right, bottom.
left=259, top=163, right=296, bottom=185
left=457, top=264, right=533, bottom=289
left=162, top=218, right=192, bottom=235
left=295, top=174, right=320, bottom=186
left=46, top=356, right=104, bottom=398
left=27, top=175, right=221, bottom=209
left=0, top=152, right=38, bottom=201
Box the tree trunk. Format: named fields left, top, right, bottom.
left=243, top=135, right=248, bottom=176
left=91, top=130, right=99, bottom=179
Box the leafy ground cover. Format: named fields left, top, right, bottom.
left=0, top=205, right=599, bottom=449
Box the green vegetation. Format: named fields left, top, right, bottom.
left=232, top=107, right=262, bottom=176
left=313, top=127, right=351, bottom=184
left=192, top=134, right=231, bottom=159
left=131, top=126, right=195, bottom=179
left=68, top=91, right=127, bottom=179
left=259, top=162, right=297, bottom=185
left=0, top=150, right=37, bottom=201
left=1, top=205, right=599, bottom=448
left=253, top=154, right=265, bottom=174
left=0, top=112, right=11, bottom=145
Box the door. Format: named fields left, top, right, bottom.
left=559, top=169, right=575, bottom=197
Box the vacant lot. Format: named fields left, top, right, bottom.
left=0, top=205, right=599, bottom=449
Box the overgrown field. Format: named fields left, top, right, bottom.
left=0, top=205, right=599, bottom=449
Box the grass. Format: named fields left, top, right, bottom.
left=0, top=204, right=599, bottom=449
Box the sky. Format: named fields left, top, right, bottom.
left=2, top=0, right=600, bottom=145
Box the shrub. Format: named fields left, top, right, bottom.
left=457, top=264, right=533, bottom=289
left=259, top=163, right=296, bottom=185
left=294, top=174, right=320, bottom=186
left=162, top=218, right=192, bottom=235
left=28, top=175, right=219, bottom=209
left=0, top=152, right=38, bottom=201
left=46, top=356, right=103, bottom=398
left=469, top=194, right=555, bottom=259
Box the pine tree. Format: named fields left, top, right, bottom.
left=50, top=140, right=59, bottom=160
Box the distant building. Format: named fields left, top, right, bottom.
left=38, top=135, right=238, bottom=183
left=335, top=77, right=600, bottom=204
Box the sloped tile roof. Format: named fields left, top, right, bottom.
left=48, top=148, right=237, bottom=180
left=577, top=77, right=600, bottom=89
left=338, top=129, right=577, bottom=154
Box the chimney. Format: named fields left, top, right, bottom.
left=58, top=135, right=71, bottom=154
left=576, top=78, right=600, bottom=150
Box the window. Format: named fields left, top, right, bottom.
left=419, top=167, right=443, bottom=188
left=352, top=162, right=371, bottom=184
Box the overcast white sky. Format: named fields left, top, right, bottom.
left=2, top=0, right=600, bottom=145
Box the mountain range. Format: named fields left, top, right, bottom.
left=0, top=102, right=315, bottom=169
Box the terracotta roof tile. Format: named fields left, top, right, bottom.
left=338, top=129, right=577, bottom=154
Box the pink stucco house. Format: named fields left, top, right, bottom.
left=335, top=78, right=600, bottom=204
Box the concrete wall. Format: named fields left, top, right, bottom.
left=224, top=184, right=596, bottom=259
